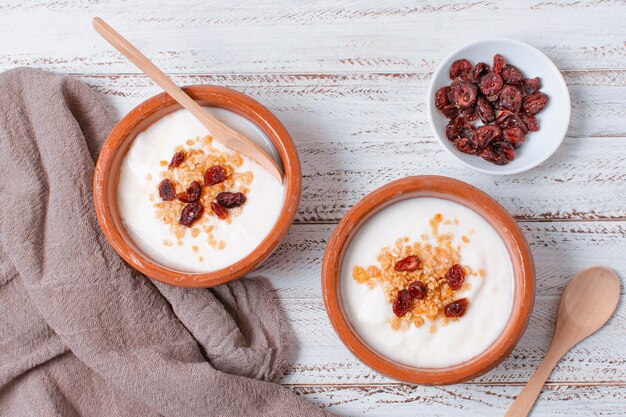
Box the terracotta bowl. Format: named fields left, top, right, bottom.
left=322, top=176, right=534, bottom=385
left=94, top=85, right=301, bottom=288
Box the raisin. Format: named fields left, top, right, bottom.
left=520, top=112, right=539, bottom=132
left=501, top=64, right=524, bottom=85
left=455, top=137, right=478, bottom=155
left=475, top=124, right=502, bottom=149
left=179, top=201, right=204, bottom=227
left=204, top=165, right=227, bottom=187
left=479, top=71, right=504, bottom=96
left=479, top=146, right=507, bottom=165
left=523, top=77, right=542, bottom=95
left=471, top=62, right=490, bottom=83
left=446, top=264, right=465, bottom=290
left=449, top=59, right=472, bottom=80
left=216, top=192, right=246, bottom=208
left=168, top=151, right=184, bottom=169
left=392, top=289, right=413, bottom=317
left=408, top=281, right=427, bottom=300
left=451, top=82, right=478, bottom=108
left=458, top=106, right=477, bottom=122
left=445, top=118, right=464, bottom=141
left=176, top=181, right=202, bottom=203
left=499, top=85, right=523, bottom=112
left=435, top=86, right=451, bottom=110
left=502, top=127, right=526, bottom=148
left=476, top=96, right=496, bottom=123
left=444, top=298, right=469, bottom=318
left=493, top=54, right=505, bottom=74
left=395, top=255, right=421, bottom=272
left=158, top=179, right=176, bottom=201
left=523, top=91, right=549, bottom=114
left=496, top=110, right=528, bottom=134
left=210, top=201, right=228, bottom=220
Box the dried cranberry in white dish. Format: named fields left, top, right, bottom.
left=341, top=198, right=514, bottom=368
left=435, top=54, right=549, bottom=165
left=117, top=108, right=285, bottom=273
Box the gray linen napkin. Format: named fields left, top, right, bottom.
left=0, top=68, right=330, bottom=417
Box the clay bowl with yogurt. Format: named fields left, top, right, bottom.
left=322, top=176, right=534, bottom=385
left=94, top=85, right=301, bottom=288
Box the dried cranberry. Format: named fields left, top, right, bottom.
left=479, top=71, right=504, bottom=96
left=446, top=118, right=464, bottom=141
left=479, top=146, right=507, bottom=165
left=455, top=137, right=478, bottom=155
left=395, top=255, right=421, bottom=272
left=204, top=165, right=227, bottom=187
left=471, top=62, right=490, bottom=82
left=441, top=105, right=459, bottom=119
left=501, top=64, right=524, bottom=85
left=493, top=54, right=505, bottom=74
left=444, top=298, right=469, bottom=318
left=494, top=140, right=516, bottom=161
left=210, top=201, right=228, bottom=220
left=520, top=112, right=539, bottom=132
left=168, top=151, right=184, bottom=169
left=449, top=59, right=472, bottom=79
left=499, top=85, right=523, bottom=112
left=523, top=77, right=542, bottom=95
left=392, top=289, right=413, bottom=317
left=458, top=106, right=477, bottom=122
left=408, top=281, right=427, bottom=300
left=459, top=123, right=477, bottom=146
left=435, top=86, right=451, bottom=110
left=523, top=91, right=549, bottom=114
left=502, top=127, right=526, bottom=148
left=179, top=201, right=204, bottom=227
left=176, top=181, right=202, bottom=203
left=158, top=179, right=176, bottom=201
left=216, top=192, right=246, bottom=208
left=475, top=124, right=502, bottom=149
left=446, top=264, right=465, bottom=290
left=496, top=110, right=528, bottom=134
left=451, top=82, right=478, bottom=108
left=476, top=96, right=496, bottom=124
left=486, top=93, right=499, bottom=103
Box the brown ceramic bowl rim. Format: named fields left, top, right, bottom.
left=321, top=176, right=535, bottom=385
left=94, top=85, right=301, bottom=288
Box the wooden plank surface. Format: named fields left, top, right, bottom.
left=291, top=384, right=626, bottom=416
left=0, top=1, right=624, bottom=73
left=1, top=0, right=625, bottom=415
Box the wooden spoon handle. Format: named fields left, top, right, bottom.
left=92, top=17, right=283, bottom=182
left=504, top=346, right=564, bottom=417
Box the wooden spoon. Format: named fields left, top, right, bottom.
left=504, top=266, right=620, bottom=417
left=92, top=17, right=284, bottom=183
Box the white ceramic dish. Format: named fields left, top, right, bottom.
left=426, top=38, right=571, bottom=175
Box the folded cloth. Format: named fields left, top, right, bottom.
left=0, top=68, right=330, bottom=417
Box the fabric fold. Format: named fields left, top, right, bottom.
left=0, top=68, right=329, bottom=417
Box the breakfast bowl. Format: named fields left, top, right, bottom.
left=427, top=38, right=570, bottom=175
left=94, top=85, right=301, bottom=288
left=322, top=176, right=534, bottom=384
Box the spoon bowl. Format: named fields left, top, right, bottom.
left=554, top=266, right=620, bottom=351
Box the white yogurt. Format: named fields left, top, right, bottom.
left=117, top=108, right=285, bottom=273
left=341, top=197, right=514, bottom=368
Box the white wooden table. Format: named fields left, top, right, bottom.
left=2, top=1, right=624, bottom=415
